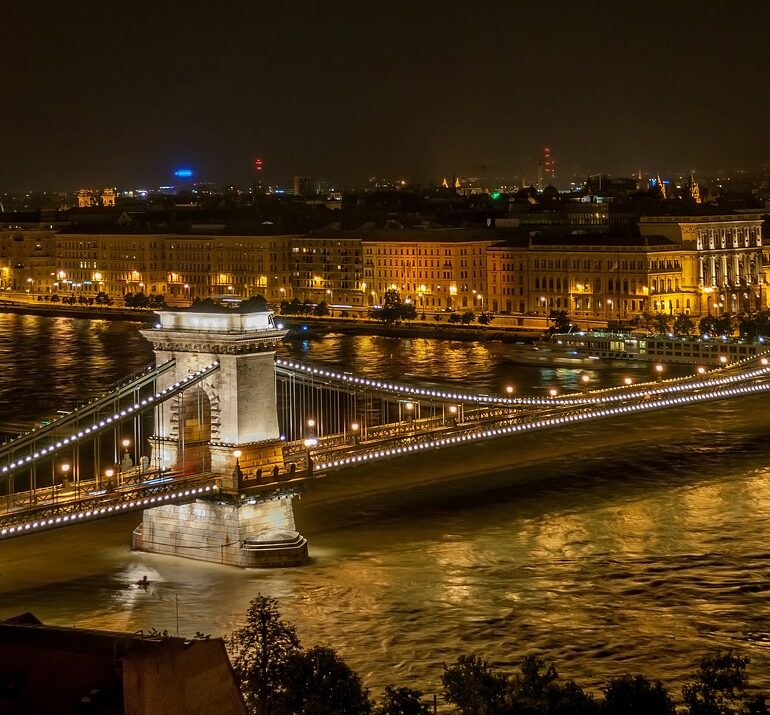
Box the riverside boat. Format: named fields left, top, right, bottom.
left=509, top=330, right=768, bottom=368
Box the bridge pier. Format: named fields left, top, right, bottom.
left=136, top=306, right=308, bottom=567
left=131, top=495, right=307, bottom=568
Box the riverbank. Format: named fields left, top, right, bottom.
left=0, top=300, right=158, bottom=323
left=0, top=300, right=545, bottom=341
left=278, top=315, right=542, bottom=343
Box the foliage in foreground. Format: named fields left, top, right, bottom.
left=226, top=594, right=768, bottom=715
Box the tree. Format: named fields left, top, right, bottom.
left=672, top=312, right=695, bottom=336
left=147, top=293, right=167, bottom=309
left=460, top=310, right=475, bottom=325
left=543, top=679, right=599, bottom=715
left=699, top=314, right=720, bottom=337
left=548, top=309, right=572, bottom=333
left=640, top=311, right=655, bottom=331
left=375, top=685, right=430, bottom=715
left=652, top=313, right=670, bottom=334
left=369, top=290, right=415, bottom=325
left=603, top=674, right=675, bottom=715
left=478, top=312, right=495, bottom=327
left=714, top=313, right=734, bottom=338
left=226, top=594, right=301, bottom=715
left=282, top=645, right=371, bottom=715
left=682, top=651, right=750, bottom=715
left=508, top=654, right=558, bottom=708
left=313, top=300, right=330, bottom=317
left=505, top=654, right=599, bottom=715
left=240, top=295, right=268, bottom=312
left=442, top=654, right=508, bottom=715
left=447, top=312, right=462, bottom=324
left=95, top=291, right=112, bottom=306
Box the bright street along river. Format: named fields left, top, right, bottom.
left=0, top=314, right=769, bottom=698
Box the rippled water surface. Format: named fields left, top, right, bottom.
left=1, top=315, right=770, bottom=699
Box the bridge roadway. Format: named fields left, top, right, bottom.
left=0, top=466, right=315, bottom=541
left=1, top=354, right=768, bottom=540
left=302, top=354, right=770, bottom=473
left=0, top=360, right=221, bottom=481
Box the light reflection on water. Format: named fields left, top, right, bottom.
left=0, top=316, right=769, bottom=697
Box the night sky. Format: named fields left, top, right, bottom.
left=4, top=0, right=770, bottom=190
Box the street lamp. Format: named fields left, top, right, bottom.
left=548, top=387, right=558, bottom=397
left=580, top=373, right=590, bottom=392
left=448, top=404, right=458, bottom=426
left=404, top=401, right=414, bottom=430
left=120, top=438, right=133, bottom=480
left=61, top=462, right=71, bottom=487
left=350, top=421, right=360, bottom=444
left=505, top=384, right=514, bottom=396
left=623, top=377, right=633, bottom=386
left=232, top=449, right=243, bottom=484
left=104, top=467, right=114, bottom=490
left=302, top=438, right=317, bottom=475
left=655, top=363, right=664, bottom=381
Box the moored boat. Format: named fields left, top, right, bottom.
left=508, top=330, right=768, bottom=367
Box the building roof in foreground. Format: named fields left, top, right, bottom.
left=0, top=613, right=247, bottom=715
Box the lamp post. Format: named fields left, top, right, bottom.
left=404, top=401, right=414, bottom=432
left=232, top=449, right=243, bottom=485
left=448, top=404, right=458, bottom=426
left=61, top=462, right=71, bottom=489
left=350, top=422, right=360, bottom=445
left=104, top=467, right=114, bottom=491
left=120, top=438, right=133, bottom=484
left=580, top=373, right=590, bottom=393
left=655, top=363, right=664, bottom=382
left=303, top=438, right=317, bottom=475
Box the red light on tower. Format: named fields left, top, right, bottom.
left=254, top=158, right=264, bottom=172
left=543, top=146, right=555, bottom=181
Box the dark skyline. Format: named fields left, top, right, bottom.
left=4, top=0, right=770, bottom=191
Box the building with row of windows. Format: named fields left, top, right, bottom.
left=0, top=213, right=765, bottom=320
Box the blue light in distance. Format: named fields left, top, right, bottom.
left=174, top=168, right=193, bottom=178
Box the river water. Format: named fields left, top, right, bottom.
left=1, top=314, right=770, bottom=699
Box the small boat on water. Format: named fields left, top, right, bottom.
left=508, top=330, right=769, bottom=368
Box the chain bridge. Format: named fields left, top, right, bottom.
left=0, top=306, right=768, bottom=567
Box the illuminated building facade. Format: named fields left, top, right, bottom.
left=289, top=236, right=363, bottom=306
left=362, top=229, right=494, bottom=312
left=0, top=213, right=765, bottom=322
left=640, top=214, right=765, bottom=315
left=487, top=233, right=681, bottom=319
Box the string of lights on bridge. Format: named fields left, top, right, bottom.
left=0, top=483, right=218, bottom=538
left=0, top=362, right=220, bottom=477
left=313, top=368, right=770, bottom=473
left=275, top=355, right=770, bottom=408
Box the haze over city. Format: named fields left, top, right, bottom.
left=4, top=0, right=770, bottom=191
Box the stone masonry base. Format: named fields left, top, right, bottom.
left=132, top=497, right=308, bottom=567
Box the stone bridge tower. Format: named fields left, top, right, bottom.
left=133, top=306, right=308, bottom=567
left=140, top=308, right=286, bottom=476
